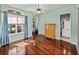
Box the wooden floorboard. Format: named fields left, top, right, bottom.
left=0, top=35, right=77, bottom=55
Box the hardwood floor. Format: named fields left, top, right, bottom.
left=0, top=35, right=77, bottom=55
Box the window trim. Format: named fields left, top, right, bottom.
left=8, top=14, right=25, bottom=35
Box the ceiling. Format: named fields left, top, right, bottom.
left=8, top=4, right=71, bottom=13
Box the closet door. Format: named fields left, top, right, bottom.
left=45, top=24, right=56, bottom=39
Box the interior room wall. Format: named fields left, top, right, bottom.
left=77, top=7, right=79, bottom=54
left=39, top=4, right=78, bottom=46
left=0, top=5, right=1, bottom=24
left=0, top=5, right=1, bottom=25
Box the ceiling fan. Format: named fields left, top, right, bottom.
left=36, top=4, right=42, bottom=14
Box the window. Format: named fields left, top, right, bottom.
left=17, top=16, right=24, bottom=33
left=8, top=15, right=25, bottom=34
left=8, top=24, right=16, bottom=34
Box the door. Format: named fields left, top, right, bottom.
left=45, top=24, right=56, bottom=39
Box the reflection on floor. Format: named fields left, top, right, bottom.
left=0, top=35, right=77, bottom=55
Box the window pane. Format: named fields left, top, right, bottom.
left=8, top=24, right=16, bottom=34
left=8, top=15, right=25, bottom=34
left=8, top=16, right=17, bottom=24
left=17, top=16, right=24, bottom=24
left=17, top=24, right=24, bottom=32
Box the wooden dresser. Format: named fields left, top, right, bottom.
left=45, top=24, right=56, bottom=40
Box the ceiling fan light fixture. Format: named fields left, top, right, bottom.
left=36, top=8, right=42, bottom=14
left=37, top=8, right=41, bottom=11
left=35, top=4, right=42, bottom=14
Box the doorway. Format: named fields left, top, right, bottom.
left=60, top=13, right=71, bottom=42
left=60, top=13, right=71, bottom=49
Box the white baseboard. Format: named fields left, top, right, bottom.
left=0, top=37, right=24, bottom=46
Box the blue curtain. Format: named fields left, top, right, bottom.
left=24, top=16, right=28, bottom=39
left=0, top=12, right=9, bottom=45
left=0, top=13, right=2, bottom=45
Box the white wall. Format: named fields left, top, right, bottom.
left=39, top=5, right=78, bottom=45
